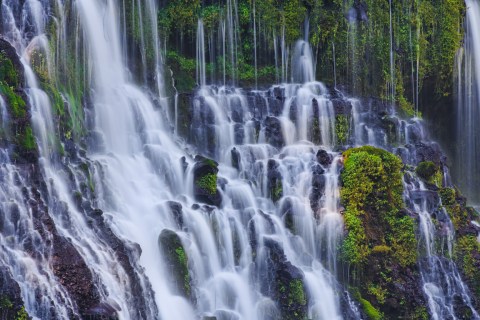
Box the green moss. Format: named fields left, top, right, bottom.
left=21, top=127, right=36, bottom=151
left=439, top=188, right=456, bottom=206
left=372, top=245, right=391, bottom=253
left=0, top=52, right=19, bottom=87
left=367, top=283, right=387, bottom=305
left=272, top=180, right=283, bottom=202
left=175, top=246, right=191, bottom=295
left=415, top=161, right=437, bottom=182
left=196, top=173, right=217, bottom=195
left=413, top=307, right=429, bottom=320
left=15, top=307, right=29, bottom=320
left=0, top=296, right=13, bottom=309
left=0, top=82, right=26, bottom=118
left=335, top=114, right=349, bottom=145
left=455, top=235, right=480, bottom=297
left=288, top=279, right=306, bottom=307
left=359, top=297, right=383, bottom=320
left=341, top=146, right=417, bottom=267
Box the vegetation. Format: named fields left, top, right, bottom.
left=195, top=173, right=217, bottom=195
left=341, top=146, right=419, bottom=318
left=158, top=0, right=465, bottom=111
left=335, top=115, right=349, bottom=145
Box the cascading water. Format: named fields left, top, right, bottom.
left=403, top=174, right=480, bottom=320
left=455, top=0, right=480, bottom=205
left=0, top=1, right=479, bottom=320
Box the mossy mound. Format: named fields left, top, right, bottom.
left=340, top=146, right=423, bottom=319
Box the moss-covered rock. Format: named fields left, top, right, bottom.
left=158, top=229, right=192, bottom=299
left=415, top=161, right=441, bottom=186
left=193, top=155, right=221, bottom=206
left=340, top=146, right=423, bottom=319
left=263, top=239, right=308, bottom=320
left=267, top=159, right=283, bottom=202
left=0, top=39, right=38, bottom=163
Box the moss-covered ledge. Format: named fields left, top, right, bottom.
left=0, top=39, right=38, bottom=163
left=340, top=146, right=424, bottom=319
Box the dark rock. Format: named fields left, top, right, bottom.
left=167, top=201, right=183, bottom=228
left=262, top=239, right=308, bottom=320
left=310, top=164, right=326, bottom=215
left=264, top=117, right=284, bottom=149
left=231, top=147, right=241, bottom=170
left=267, top=159, right=283, bottom=202
left=316, top=149, right=332, bottom=167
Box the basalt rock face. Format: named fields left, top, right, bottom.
left=263, top=239, right=308, bottom=320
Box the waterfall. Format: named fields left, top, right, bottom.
left=403, top=175, right=480, bottom=319
left=291, top=40, right=315, bottom=84
left=0, top=1, right=479, bottom=320
left=197, top=19, right=206, bottom=88
left=455, top=0, right=480, bottom=205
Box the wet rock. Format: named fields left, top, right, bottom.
left=167, top=201, right=183, bottom=228
left=267, top=159, right=283, bottom=202
left=331, top=98, right=352, bottom=115
left=233, top=123, right=244, bottom=144
left=263, top=239, right=308, bottom=320
left=280, top=198, right=295, bottom=234
left=86, top=302, right=120, bottom=318
left=158, top=229, right=192, bottom=300
left=264, top=117, right=284, bottom=149
left=316, top=149, right=332, bottom=167
left=176, top=93, right=193, bottom=138
left=414, top=142, right=444, bottom=166
left=193, top=155, right=221, bottom=207
left=310, top=164, right=326, bottom=215
left=231, top=147, right=241, bottom=170
left=0, top=267, right=24, bottom=319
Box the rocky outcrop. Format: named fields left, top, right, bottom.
left=267, top=159, right=283, bottom=202
left=193, top=155, right=221, bottom=206
left=158, top=229, right=192, bottom=300
left=263, top=239, right=308, bottom=320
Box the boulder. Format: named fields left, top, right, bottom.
left=193, top=155, right=221, bottom=206
left=158, top=229, right=192, bottom=299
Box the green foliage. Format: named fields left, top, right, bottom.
left=163, top=0, right=201, bottom=35
left=167, top=51, right=196, bottom=92
left=0, top=82, right=26, bottom=118
left=455, top=235, right=480, bottom=297
left=196, top=173, right=217, bottom=195
left=0, top=52, right=19, bottom=87
left=0, top=296, right=13, bottom=309
left=367, top=283, right=387, bottom=305
left=439, top=187, right=456, bottom=206
left=21, top=127, right=36, bottom=151
left=335, top=114, right=349, bottom=145
left=15, top=307, right=29, bottom=320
